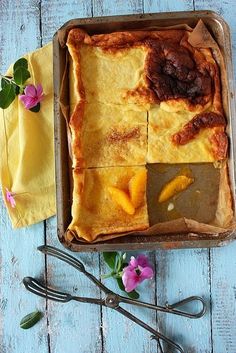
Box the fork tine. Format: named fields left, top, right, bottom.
left=23, top=277, right=70, bottom=303
left=38, top=245, right=112, bottom=295
left=25, top=277, right=69, bottom=298
left=38, top=246, right=85, bottom=272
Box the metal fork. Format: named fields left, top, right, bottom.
left=23, top=245, right=207, bottom=353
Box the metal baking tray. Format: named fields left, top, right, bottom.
left=53, top=10, right=236, bottom=252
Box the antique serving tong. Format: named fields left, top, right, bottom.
left=23, top=245, right=206, bottom=353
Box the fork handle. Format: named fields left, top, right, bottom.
left=119, top=295, right=206, bottom=318
left=116, top=306, right=184, bottom=353
left=38, top=245, right=112, bottom=295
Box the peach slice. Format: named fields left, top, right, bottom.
left=128, top=169, right=147, bottom=208
left=108, top=186, right=135, bottom=215
left=158, top=175, right=194, bottom=203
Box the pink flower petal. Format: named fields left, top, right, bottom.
left=136, top=254, right=150, bottom=268
left=36, top=84, right=43, bottom=97
left=129, top=256, right=138, bottom=269
left=5, top=188, right=16, bottom=208
left=122, top=255, right=154, bottom=293
left=139, top=267, right=154, bottom=281
left=19, top=94, right=37, bottom=109
left=122, top=268, right=139, bottom=292
left=24, top=84, right=37, bottom=98
left=37, top=94, right=44, bottom=103
left=19, top=84, right=44, bottom=110
left=9, top=196, right=16, bottom=208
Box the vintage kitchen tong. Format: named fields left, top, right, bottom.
left=23, top=245, right=206, bottom=353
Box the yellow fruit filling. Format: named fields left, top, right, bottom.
left=108, top=169, right=147, bottom=215
left=107, top=186, right=135, bottom=215
left=129, top=169, right=147, bottom=208
left=158, top=175, right=194, bottom=203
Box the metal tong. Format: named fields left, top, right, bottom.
left=23, top=245, right=206, bottom=353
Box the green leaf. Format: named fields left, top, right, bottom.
left=1, top=77, right=9, bottom=89
left=20, top=311, right=43, bottom=329
left=127, top=290, right=139, bottom=299
left=1, top=77, right=20, bottom=95
left=0, top=83, right=16, bottom=109
left=13, top=67, right=30, bottom=86
left=13, top=58, right=28, bottom=71
left=29, top=102, right=40, bottom=112
left=116, top=277, right=125, bottom=291
left=103, top=252, right=118, bottom=269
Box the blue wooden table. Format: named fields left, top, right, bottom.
left=1, top=1, right=236, bottom=352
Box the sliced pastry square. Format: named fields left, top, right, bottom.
left=147, top=103, right=227, bottom=163
left=67, top=30, right=151, bottom=107
left=68, top=166, right=149, bottom=242
left=79, top=45, right=149, bottom=105
left=70, top=103, right=147, bottom=168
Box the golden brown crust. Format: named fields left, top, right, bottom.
left=76, top=29, right=187, bottom=48
left=210, top=130, right=228, bottom=160
left=66, top=25, right=230, bottom=242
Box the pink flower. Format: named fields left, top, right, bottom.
left=122, top=254, right=154, bottom=292
left=5, top=188, right=16, bottom=208
left=19, top=84, right=44, bottom=110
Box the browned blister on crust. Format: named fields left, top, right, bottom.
left=171, top=112, right=228, bottom=159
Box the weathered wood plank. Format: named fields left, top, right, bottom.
left=0, top=1, right=48, bottom=353
left=41, top=2, right=102, bottom=353
left=0, top=0, right=42, bottom=70
left=41, top=0, right=93, bottom=45
left=210, top=243, right=236, bottom=353
left=44, top=218, right=102, bottom=353
left=194, top=1, right=236, bottom=352
left=144, top=0, right=193, bottom=12
left=0, top=209, right=48, bottom=353
left=155, top=249, right=212, bottom=353
left=93, top=0, right=143, bottom=16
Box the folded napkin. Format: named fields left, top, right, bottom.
left=0, top=43, right=56, bottom=228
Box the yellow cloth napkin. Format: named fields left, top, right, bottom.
left=0, top=43, right=56, bottom=228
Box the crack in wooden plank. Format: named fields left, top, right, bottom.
left=209, top=249, right=214, bottom=353
left=98, top=253, right=105, bottom=353
left=44, top=221, right=51, bottom=353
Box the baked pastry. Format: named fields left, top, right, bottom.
left=67, top=27, right=227, bottom=167
left=148, top=105, right=226, bottom=163
left=66, top=24, right=231, bottom=242
left=69, top=167, right=149, bottom=242
left=71, top=102, right=147, bottom=168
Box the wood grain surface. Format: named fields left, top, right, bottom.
left=0, top=1, right=236, bottom=353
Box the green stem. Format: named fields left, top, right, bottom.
left=101, top=272, right=114, bottom=279
left=116, top=255, right=123, bottom=273
left=113, top=272, right=123, bottom=279
left=0, top=74, right=12, bottom=82
left=0, top=73, right=20, bottom=87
